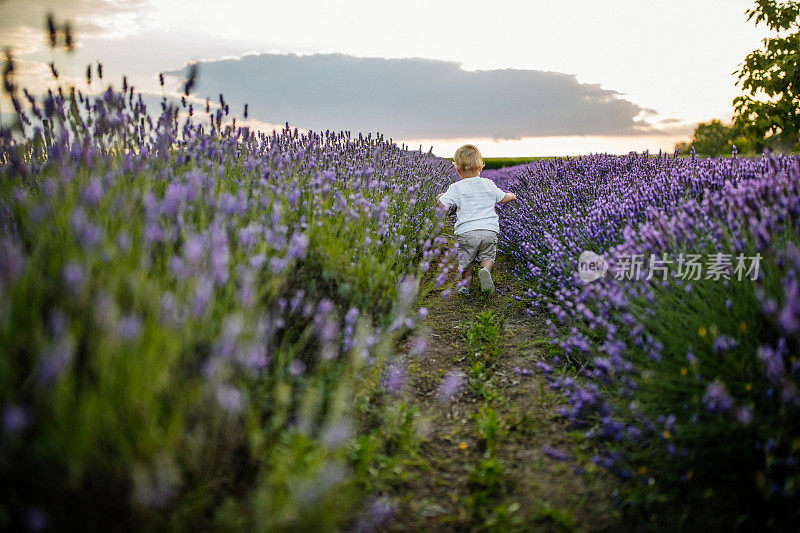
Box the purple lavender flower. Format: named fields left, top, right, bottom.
left=382, top=361, right=405, bottom=395
left=183, top=234, right=205, bottom=264
left=215, top=384, right=245, bottom=414
left=712, top=335, right=738, bottom=353
left=409, top=335, right=428, bottom=356
left=116, top=314, right=143, bottom=341
left=702, top=380, right=734, bottom=413
left=81, top=179, right=103, bottom=206
left=289, top=359, right=306, bottom=376
left=322, top=419, right=353, bottom=449
left=542, top=445, right=571, bottom=461
left=192, top=278, right=214, bottom=317
left=287, top=232, right=310, bottom=259
left=356, top=496, right=394, bottom=532
left=25, top=507, right=48, bottom=532
left=437, top=371, right=464, bottom=402
left=758, top=342, right=787, bottom=383
left=62, top=261, right=85, bottom=291
left=735, top=406, right=754, bottom=426
left=37, top=338, right=75, bottom=385
left=2, top=403, right=31, bottom=435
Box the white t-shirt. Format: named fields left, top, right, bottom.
left=439, top=176, right=507, bottom=235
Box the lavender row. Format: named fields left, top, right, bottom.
left=489, top=153, right=800, bottom=527
left=0, top=78, right=457, bottom=530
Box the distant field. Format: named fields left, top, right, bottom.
left=443, top=156, right=549, bottom=169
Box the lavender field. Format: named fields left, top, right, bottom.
left=485, top=152, right=800, bottom=529
left=2, top=65, right=800, bottom=531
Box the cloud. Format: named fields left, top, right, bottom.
left=0, top=0, right=151, bottom=50
left=165, top=52, right=663, bottom=140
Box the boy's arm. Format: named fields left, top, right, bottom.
left=437, top=190, right=455, bottom=210
left=499, top=192, right=517, bottom=204
left=492, top=183, right=516, bottom=204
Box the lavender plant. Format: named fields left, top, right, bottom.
left=488, top=153, right=800, bottom=527
left=0, top=65, right=457, bottom=530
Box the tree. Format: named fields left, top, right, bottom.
left=675, top=120, right=755, bottom=157
left=693, top=120, right=736, bottom=156
left=733, top=0, right=800, bottom=152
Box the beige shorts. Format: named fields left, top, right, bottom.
left=457, top=230, right=498, bottom=271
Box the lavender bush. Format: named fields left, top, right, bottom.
left=485, top=151, right=765, bottom=304
left=0, top=70, right=456, bottom=530
left=488, top=153, right=800, bottom=527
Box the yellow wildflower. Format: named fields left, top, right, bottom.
left=458, top=442, right=467, bottom=450
left=638, top=466, right=649, bottom=475
left=680, top=367, right=688, bottom=376
left=663, top=430, right=672, bottom=439
left=745, top=383, right=752, bottom=392
left=739, top=321, right=747, bottom=332
left=698, top=326, right=707, bottom=337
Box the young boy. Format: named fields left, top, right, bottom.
left=436, top=144, right=517, bottom=296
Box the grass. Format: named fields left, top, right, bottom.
left=378, top=246, right=621, bottom=531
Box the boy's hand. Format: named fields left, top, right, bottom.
left=499, top=192, right=517, bottom=204
left=436, top=192, right=447, bottom=209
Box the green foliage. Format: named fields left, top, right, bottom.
left=469, top=360, right=500, bottom=403
left=466, top=454, right=506, bottom=498
left=676, top=120, right=754, bottom=157
left=533, top=500, right=576, bottom=531
left=463, top=310, right=505, bottom=363
left=463, top=311, right=505, bottom=403
left=482, top=502, right=523, bottom=531
left=474, top=406, right=508, bottom=454
left=348, top=401, right=424, bottom=493
left=733, top=0, right=800, bottom=152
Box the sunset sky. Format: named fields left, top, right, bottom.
left=0, top=0, right=771, bottom=156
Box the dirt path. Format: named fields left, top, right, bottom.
left=381, top=256, right=622, bottom=532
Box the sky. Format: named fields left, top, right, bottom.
left=0, top=0, right=771, bottom=156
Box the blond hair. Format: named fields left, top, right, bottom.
left=453, top=144, right=484, bottom=173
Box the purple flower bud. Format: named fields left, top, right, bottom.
left=702, top=380, right=734, bottom=413
left=542, top=445, right=571, bottom=461
left=289, top=359, right=306, bottom=376
left=116, top=314, right=143, bottom=341
left=215, top=384, right=245, bottom=414
left=735, top=406, right=754, bottom=426
left=382, top=361, right=405, bottom=394
left=437, top=371, right=464, bottom=402
left=62, top=261, right=85, bottom=291
left=2, top=403, right=31, bottom=436
left=287, top=232, right=309, bottom=260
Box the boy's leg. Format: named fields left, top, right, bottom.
left=456, top=232, right=479, bottom=294
left=477, top=231, right=498, bottom=293
left=462, top=267, right=474, bottom=286
left=478, top=264, right=495, bottom=292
